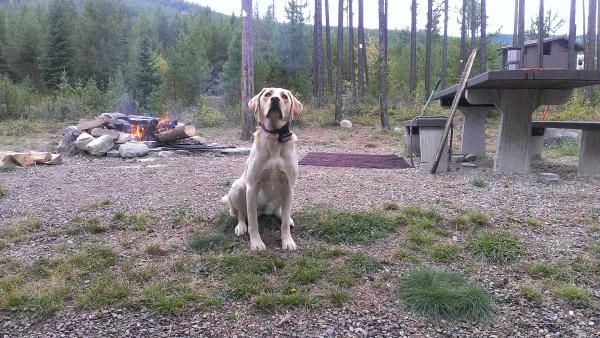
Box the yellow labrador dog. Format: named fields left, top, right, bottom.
left=222, top=88, right=303, bottom=251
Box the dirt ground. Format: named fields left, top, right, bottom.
left=1, top=125, right=599, bottom=337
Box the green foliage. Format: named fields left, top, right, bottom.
left=528, top=262, right=567, bottom=280
left=226, top=273, right=269, bottom=299
left=144, top=243, right=167, bottom=257
left=553, top=284, right=591, bottom=302
left=204, top=253, right=285, bottom=275
left=396, top=268, right=492, bottom=322
left=326, top=289, right=351, bottom=306
left=466, top=231, right=526, bottom=264
left=75, top=273, right=131, bottom=309
left=344, top=253, right=382, bottom=275
left=471, top=178, right=487, bottom=188
left=430, top=243, right=462, bottom=263
left=42, top=0, right=76, bottom=88
left=188, top=232, right=236, bottom=253
left=295, top=205, right=400, bottom=245
left=0, top=212, right=42, bottom=243
left=253, top=292, right=318, bottom=312
left=545, top=138, right=580, bottom=157
left=0, top=186, right=8, bottom=198
left=519, top=283, right=543, bottom=302
left=139, top=282, right=198, bottom=313
left=112, top=211, right=154, bottom=231
left=287, top=257, right=327, bottom=285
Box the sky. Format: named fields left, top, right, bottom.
left=190, top=0, right=584, bottom=37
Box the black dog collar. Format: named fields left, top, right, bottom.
left=259, top=122, right=292, bottom=143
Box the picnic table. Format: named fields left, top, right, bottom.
left=433, top=69, right=600, bottom=175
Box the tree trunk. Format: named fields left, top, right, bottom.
left=480, top=0, right=487, bottom=73
left=460, top=0, right=467, bottom=71
left=424, top=0, right=433, bottom=97
left=409, top=0, right=417, bottom=94
left=470, top=0, right=476, bottom=51
left=313, top=10, right=318, bottom=96
left=357, top=0, right=366, bottom=100
left=441, top=0, right=449, bottom=88
left=315, top=0, right=324, bottom=106
left=586, top=0, right=597, bottom=104
left=513, top=0, right=519, bottom=46
left=334, top=0, right=344, bottom=124
left=583, top=0, right=587, bottom=48
left=348, top=0, right=356, bottom=99
left=568, top=0, right=577, bottom=69
left=518, top=0, right=525, bottom=67
left=325, top=0, right=334, bottom=94
left=240, top=0, right=255, bottom=141
left=537, top=0, right=544, bottom=68
left=378, top=0, right=388, bottom=129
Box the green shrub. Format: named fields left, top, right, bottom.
left=471, top=178, right=487, bottom=188
left=466, top=230, right=526, bottom=263
left=396, top=268, right=492, bottom=322
left=0, top=186, right=8, bottom=198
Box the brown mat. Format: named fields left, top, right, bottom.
left=299, top=152, right=412, bottom=169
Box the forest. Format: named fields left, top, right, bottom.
left=0, top=0, right=591, bottom=129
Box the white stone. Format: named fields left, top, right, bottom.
left=74, top=132, right=95, bottom=151
left=393, top=127, right=402, bottom=132
left=118, top=142, right=149, bottom=159
left=156, top=151, right=176, bottom=158
left=461, top=162, right=477, bottom=168
left=340, top=120, right=353, bottom=129
left=538, top=172, right=560, bottom=184
left=464, top=154, right=478, bottom=162
left=116, top=133, right=138, bottom=144
left=86, top=135, right=115, bottom=156
left=107, top=149, right=120, bottom=158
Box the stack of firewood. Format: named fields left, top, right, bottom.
left=1, top=151, right=62, bottom=168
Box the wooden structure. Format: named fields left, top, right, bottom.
left=434, top=69, right=600, bottom=175
left=499, top=36, right=584, bottom=70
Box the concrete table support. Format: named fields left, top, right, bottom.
left=578, top=130, right=600, bottom=177
left=459, top=107, right=491, bottom=158
left=466, top=89, right=572, bottom=174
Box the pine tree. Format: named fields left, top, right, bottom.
left=357, top=0, right=366, bottom=99
left=424, top=0, right=433, bottom=97
left=42, top=0, right=76, bottom=89
left=441, top=0, right=449, bottom=88
left=378, top=0, right=388, bottom=129
left=241, top=0, right=254, bottom=140
left=348, top=0, right=356, bottom=99
left=459, top=0, right=467, bottom=71
left=314, top=0, right=324, bottom=107
left=409, top=0, right=417, bottom=95
left=135, top=32, right=158, bottom=109
left=325, top=0, right=334, bottom=94
left=334, top=0, right=343, bottom=124
left=568, top=0, right=577, bottom=69
left=480, top=0, right=486, bottom=73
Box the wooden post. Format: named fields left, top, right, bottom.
left=538, top=0, right=544, bottom=68
left=568, top=0, right=577, bottom=69
left=409, top=0, right=417, bottom=94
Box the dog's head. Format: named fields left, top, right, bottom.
left=248, top=88, right=303, bottom=124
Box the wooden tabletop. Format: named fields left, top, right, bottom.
left=531, top=121, right=600, bottom=130
left=434, top=70, right=600, bottom=107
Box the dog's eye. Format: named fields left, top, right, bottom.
left=264, top=92, right=271, bottom=98
left=281, top=94, right=288, bottom=100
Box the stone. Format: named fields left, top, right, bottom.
left=142, top=141, right=159, bottom=149
left=461, top=162, right=477, bottom=168
left=393, top=127, right=402, bottom=132
left=91, top=128, right=120, bottom=140
left=156, top=151, right=176, bottom=158
left=86, top=135, right=115, bottom=156
left=175, top=150, right=191, bottom=156
left=544, top=128, right=581, bottom=146
left=107, top=149, right=120, bottom=158
left=74, top=132, right=95, bottom=151
left=118, top=142, right=149, bottom=159
left=45, top=154, right=62, bottom=165
left=340, top=120, right=353, bottom=129
left=58, top=126, right=79, bottom=154
left=538, top=172, right=560, bottom=184
left=221, top=147, right=251, bottom=156
left=116, top=133, right=138, bottom=144
left=451, top=155, right=465, bottom=163
left=464, top=154, right=478, bottom=162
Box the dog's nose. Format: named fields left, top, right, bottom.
left=270, top=96, right=280, bottom=103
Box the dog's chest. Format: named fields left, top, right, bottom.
left=258, top=158, right=291, bottom=184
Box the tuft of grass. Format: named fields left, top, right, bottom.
left=303, top=242, right=346, bottom=259
left=295, top=205, right=399, bottom=245
left=553, top=284, right=591, bottom=302
left=112, top=212, right=154, bottom=231
left=396, top=268, right=492, bottom=322
left=253, top=292, right=318, bottom=312
left=465, top=210, right=489, bottom=227
left=471, top=178, right=487, bottom=188
left=75, top=273, right=131, bottom=309
left=0, top=213, right=42, bottom=243
left=519, top=283, right=543, bottom=302
left=188, top=232, right=237, bottom=253
left=382, top=201, right=400, bottom=211
left=79, top=199, right=111, bottom=211
left=127, top=266, right=159, bottom=283
left=0, top=163, right=17, bottom=172
left=326, top=289, right=351, bottom=306
left=144, top=243, right=167, bottom=257
left=204, top=253, right=284, bottom=275
left=525, top=217, right=541, bottom=227
left=287, top=257, right=327, bottom=285
left=139, top=282, right=198, bottom=313
left=328, top=264, right=357, bottom=287
left=344, top=252, right=382, bottom=275
left=528, top=262, right=567, bottom=280
left=406, top=227, right=437, bottom=248
left=0, top=186, right=8, bottom=198
left=211, top=209, right=279, bottom=233
left=398, top=205, right=442, bottom=230
left=393, top=250, right=423, bottom=265
left=466, top=230, right=526, bottom=264
left=430, top=243, right=462, bottom=263
left=226, top=273, right=270, bottom=299
left=545, top=138, right=580, bottom=157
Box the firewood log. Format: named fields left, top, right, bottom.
left=91, top=128, right=120, bottom=140
left=10, top=153, right=36, bottom=167
left=31, top=152, right=52, bottom=164
left=158, top=124, right=196, bottom=143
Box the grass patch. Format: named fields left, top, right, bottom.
left=519, top=283, right=543, bottom=302
left=138, top=282, right=199, bottom=313
left=471, top=178, right=487, bottom=188
left=525, top=217, right=541, bottom=227
left=226, top=273, right=270, bottom=299
left=344, top=252, right=382, bottom=275
left=144, top=243, right=167, bottom=257
left=396, top=268, right=492, bottom=322
left=188, top=232, right=237, bottom=253
left=0, top=186, right=8, bottom=198
left=527, top=262, right=567, bottom=280
left=253, top=292, right=318, bottom=312
left=67, top=216, right=105, bottom=235
left=398, top=205, right=442, bottom=230
left=295, top=205, right=399, bottom=245
left=545, top=138, right=580, bottom=157
left=75, top=273, right=131, bottom=309
left=393, top=250, right=423, bottom=265
left=553, top=284, right=591, bottom=302
left=0, top=163, right=17, bottom=172
left=326, top=289, right=351, bottom=306
left=0, top=213, right=42, bottom=243
left=204, top=253, right=284, bottom=275
left=287, top=257, right=327, bottom=284
left=466, top=230, right=526, bottom=264
left=364, top=143, right=378, bottom=148
left=127, top=266, right=159, bottom=283
left=212, top=209, right=280, bottom=234
left=78, top=199, right=111, bottom=211
left=112, top=212, right=154, bottom=231
left=430, top=243, right=462, bottom=263
left=382, top=201, right=400, bottom=211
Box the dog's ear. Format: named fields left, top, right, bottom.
left=248, top=88, right=266, bottom=113
left=288, top=90, right=303, bottom=119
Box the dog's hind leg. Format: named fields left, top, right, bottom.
left=274, top=207, right=294, bottom=228
left=228, top=180, right=248, bottom=236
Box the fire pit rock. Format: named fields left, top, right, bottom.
left=86, top=135, right=115, bottom=156
left=119, top=142, right=149, bottom=159
left=74, top=132, right=95, bottom=151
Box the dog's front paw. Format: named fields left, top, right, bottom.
left=289, top=217, right=295, bottom=228
left=250, top=239, right=267, bottom=251
left=235, top=222, right=248, bottom=236
left=281, top=236, right=297, bottom=251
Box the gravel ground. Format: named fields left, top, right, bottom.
left=1, top=126, right=599, bottom=337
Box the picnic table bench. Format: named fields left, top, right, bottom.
left=433, top=69, right=600, bottom=176
left=529, top=121, right=600, bottom=177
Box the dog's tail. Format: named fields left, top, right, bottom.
left=221, top=195, right=235, bottom=216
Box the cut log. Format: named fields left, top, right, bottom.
left=43, top=154, right=62, bottom=165
left=91, top=128, right=120, bottom=140
left=1, top=154, right=15, bottom=167
left=158, top=124, right=196, bottom=144
left=31, top=151, right=52, bottom=164
left=86, top=135, right=115, bottom=156
left=10, top=153, right=36, bottom=167
left=77, top=116, right=109, bottom=131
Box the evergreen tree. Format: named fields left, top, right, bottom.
left=220, top=28, right=241, bottom=106
left=42, top=0, right=76, bottom=89
left=135, top=32, right=158, bottom=108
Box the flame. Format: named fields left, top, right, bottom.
left=131, top=125, right=144, bottom=140
left=158, top=112, right=170, bottom=126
